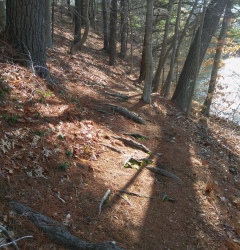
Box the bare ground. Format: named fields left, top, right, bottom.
left=0, top=12, right=240, bottom=250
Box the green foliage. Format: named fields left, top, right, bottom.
left=57, top=134, right=65, bottom=140
left=2, top=114, right=18, bottom=125
left=60, top=162, right=69, bottom=170
left=66, top=149, right=73, bottom=159
left=35, top=130, right=46, bottom=137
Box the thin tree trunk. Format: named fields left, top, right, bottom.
left=162, top=0, right=182, bottom=98
left=152, top=0, right=174, bottom=92
left=102, top=0, right=109, bottom=50
left=120, top=0, right=127, bottom=59
left=71, top=0, right=89, bottom=54
left=138, top=32, right=146, bottom=83
left=45, top=0, right=53, bottom=48
left=141, top=0, right=153, bottom=104
left=201, top=0, right=233, bottom=117
left=73, top=0, right=82, bottom=45
left=109, top=0, right=118, bottom=65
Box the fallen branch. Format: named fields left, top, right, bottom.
left=101, top=144, right=123, bottom=154
left=0, top=225, right=20, bottom=250
left=146, top=166, right=183, bottom=184
left=105, top=104, right=146, bottom=124
left=101, top=92, right=129, bottom=101
left=0, top=235, right=33, bottom=249
left=99, top=189, right=111, bottom=214
left=10, top=201, right=125, bottom=250
left=113, top=136, right=151, bottom=154
left=123, top=133, right=148, bottom=140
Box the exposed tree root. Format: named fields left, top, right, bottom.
left=10, top=201, right=125, bottom=250
left=105, top=104, right=146, bottom=124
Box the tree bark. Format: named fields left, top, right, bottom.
left=0, top=0, right=6, bottom=33
left=109, top=0, right=118, bottom=65
left=171, top=0, right=228, bottom=113
left=201, top=0, right=233, bottom=117
left=102, top=0, right=109, bottom=50
left=45, top=0, right=53, bottom=48
left=141, top=0, right=153, bottom=104
left=6, top=0, right=48, bottom=78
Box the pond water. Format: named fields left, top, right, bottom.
left=195, top=57, right=240, bottom=125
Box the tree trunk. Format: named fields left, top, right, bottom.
left=102, top=0, right=109, bottom=50
left=0, top=0, right=6, bottom=33
left=45, top=0, right=53, bottom=48
left=71, top=0, right=89, bottom=54
left=109, top=0, right=117, bottom=66
left=152, top=0, right=174, bottom=92
left=73, top=0, right=82, bottom=45
left=141, top=0, right=153, bottom=104
left=201, top=0, right=233, bottom=117
left=120, top=0, right=127, bottom=59
left=6, top=0, right=48, bottom=78
left=138, top=32, right=146, bottom=83
left=162, top=0, right=182, bottom=98
left=171, top=0, right=228, bottom=113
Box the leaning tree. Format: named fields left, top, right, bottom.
left=6, top=0, right=48, bottom=78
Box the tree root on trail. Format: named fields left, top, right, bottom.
left=113, top=136, right=151, bottom=154
left=146, top=166, right=183, bottom=184
left=9, top=201, right=125, bottom=250
left=105, top=104, right=146, bottom=124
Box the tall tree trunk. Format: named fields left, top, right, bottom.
left=0, top=0, right=6, bottom=33
left=202, top=0, right=233, bottom=117
left=109, top=0, right=117, bottom=66
left=141, top=0, right=153, bottom=104
left=102, top=0, right=109, bottom=50
left=6, top=0, right=48, bottom=78
left=162, top=0, right=182, bottom=98
left=152, top=0, right=174, bottom=92
left=186, top=0, right=207, bottom=117
left=73, top=0, right=81, bottom=45
left=120, top=0, right=127, bottom=59
left=45, top=0, right=53, bottom=48
left=172, top=0, right=228, bottom=113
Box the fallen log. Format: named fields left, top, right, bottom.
left=10, top=201, right=125, bottom=250
left=105, top=104, right=146, bottom=125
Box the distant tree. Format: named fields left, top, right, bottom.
left=102, top=0, right=109, bottom=50
left=162, top=0, right=183, bottom=98
left=120, top=0, right=127, bottom=59
left=138, top=32, right=146, bottom=83
left=202, top=0, right=233, bottom=117
left=141, top=0, right=153, bottom=103
left=71, top=0, right=89, bottom=54
left=172, top=0, right=228, bottom=114
left=152, top=0, right=174, bottom=93
left=109, top=0, right=118, bottom=65
left=45, top=0, right=53, bottom=48
left=73, top=0, right=82, bottom=45
left=6, top=0, right=48, bottom=78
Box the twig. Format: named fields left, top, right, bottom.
left=0, top=225, right=19, bottom=250
left=118, top=190, right=153, bottom=199
left=99, top=189, right=111, bottom=214
left=0, top=234, right=32, bottom=249
left=101, top=144, right=123, bottom=154
left=117, top=194, right=132, bottom=206
left=146, top=166, right=183, bottom=184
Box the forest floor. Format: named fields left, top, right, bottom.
left=0, top=10, right=240, bottom=250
